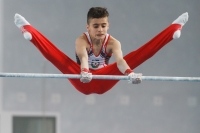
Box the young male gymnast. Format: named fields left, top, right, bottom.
left=14, top=7, right=188, bottom=95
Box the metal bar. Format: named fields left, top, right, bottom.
left=0, top=73, right=200, bottom=82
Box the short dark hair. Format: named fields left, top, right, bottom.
left=87, top=7, right=109, bottom=24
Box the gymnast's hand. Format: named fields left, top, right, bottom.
left=80, top=68, right=92, bottom=83
left=128, top=72, right=142, bottom=84
left=124, top=69, right=142, bottom=84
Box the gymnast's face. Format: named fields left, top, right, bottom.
left=86, top=17, right=109, bottom=40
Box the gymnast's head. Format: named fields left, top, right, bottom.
left=86, top=7, right=109, bottom=40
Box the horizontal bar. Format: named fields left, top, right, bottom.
left=0, top=73, right=200, bottom=82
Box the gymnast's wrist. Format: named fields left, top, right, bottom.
left=81, top=68, right=90, bottom=73
left=124, top=69, right=133, bottom=75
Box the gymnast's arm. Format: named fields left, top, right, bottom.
left=75, top=36, right=92, bottom=83
left=75, top=36, right=89, bottom=70
left=111, top=39, right=130, bottom=74
left=111, top=39, right=142, bottom=84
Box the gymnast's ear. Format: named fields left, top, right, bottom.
left=86, top=24, right=89, bottom=31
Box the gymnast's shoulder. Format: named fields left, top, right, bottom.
left=107, top=35, right=122, bottom=48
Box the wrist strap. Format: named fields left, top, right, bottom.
left=124, top=69, right=133, bottom=75
left=81, top=68, right=90, bottom=73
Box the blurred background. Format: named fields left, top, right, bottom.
left=0, top=0, right=200, bottom=133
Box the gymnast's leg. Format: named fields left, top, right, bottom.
left=14, top=14, right=80, bottom=74
left=124, top=12, right=189, bottom=69
left=14, top=13, right=99, bottom=95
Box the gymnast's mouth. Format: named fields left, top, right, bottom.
left=96, top=34, right=104, bottom=37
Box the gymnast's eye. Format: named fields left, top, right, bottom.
left=93, top=24, right=99, bottom=28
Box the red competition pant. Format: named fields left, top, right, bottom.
left=22, top=24, right=181, bottom=95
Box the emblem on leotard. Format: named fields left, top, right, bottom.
left=91, top=60, right=100, bottom=68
